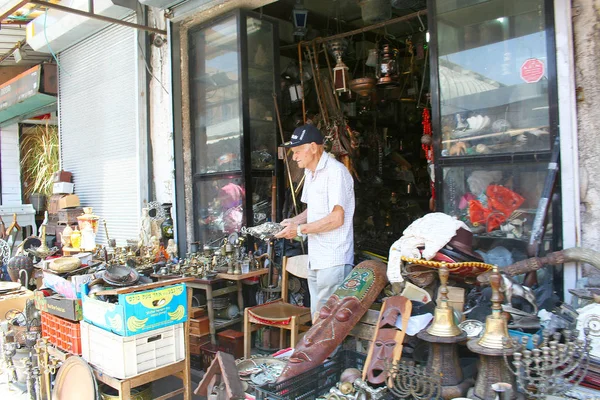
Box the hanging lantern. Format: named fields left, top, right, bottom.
left=292, top=0, right=309, bottom=37
left=327, top=39, right=351, bottom=94
left=377, top=43, right=400, bottom=86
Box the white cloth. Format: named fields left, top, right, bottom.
left=301, top=152, right=355, bottom=270
left=387, top=213, right=469, bottom=283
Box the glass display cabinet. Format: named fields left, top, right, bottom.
left=429, top=0, right=561, bottom=251
left=188, top=10, right=281, bottom=244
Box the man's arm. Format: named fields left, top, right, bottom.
left=280, top=209, right=308, bottom=226
left=275, top=206, right=344, bottom=239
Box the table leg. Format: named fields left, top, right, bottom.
left=206, top=285, right=216, bottom=344
left=119, top=379, right=131, bottom=400
left=237, top=280, right=243, bottom=314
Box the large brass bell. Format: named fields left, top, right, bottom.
left=427, top=264, right=462, bottom=337
left=477, top=267, right=511, bottom=350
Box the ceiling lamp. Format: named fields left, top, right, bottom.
left=292, top=0, right=308, bottom=37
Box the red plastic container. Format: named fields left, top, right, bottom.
left=41, top=312, right=82, bottom=355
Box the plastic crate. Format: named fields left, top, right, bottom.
left=40, top=312, right=82, bottom=355
left=80, top=321, right=185, bottom=379
left=255, top=350, right=366, bottom=400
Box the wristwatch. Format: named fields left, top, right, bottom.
left=296, top=224, right=303, bottom=237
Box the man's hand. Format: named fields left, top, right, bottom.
left=274, top=222, right=298, bottom=239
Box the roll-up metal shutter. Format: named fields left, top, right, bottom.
left=58, top=15, right=144, bottom=246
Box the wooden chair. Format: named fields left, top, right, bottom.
left=243, top=255, right=311, bottom=358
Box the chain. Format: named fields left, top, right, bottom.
left=400, top=256, right=494, bottom=271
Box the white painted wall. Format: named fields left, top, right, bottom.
left=148, top=8, right=176, bottom=204
left=0, top=124, right=22, bottom=205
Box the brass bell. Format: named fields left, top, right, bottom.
left=477, top=267, right=511, bottom=350
left=427, top=264, right=462, bottom=337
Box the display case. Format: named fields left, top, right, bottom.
left=189, top=10, right=281, bottom=244
left=429, top=0, right=561, bottom=250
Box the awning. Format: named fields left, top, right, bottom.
left=0, top=63, right=56, bottom=127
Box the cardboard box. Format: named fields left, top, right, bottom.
left=52, top=170, right=72, bottom=183
left=82, top=283, right=188, bottom=336
left=0, top=290, right=34, bottom=319
left=34, top=291, right=83, bottom=321
left=48, top=194, right=66, bottom=214
left=53, top=182, right=74, bottom=194
left=58, top=194, right=80, bottom=210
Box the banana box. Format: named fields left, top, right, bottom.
left=81, top=283, right=187, bottom=336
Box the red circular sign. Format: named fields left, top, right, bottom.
left=520, top=58, right=545, bottom=83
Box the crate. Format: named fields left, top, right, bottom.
left=255, top=350, right=366, bottom=400
left=58, top=207, right=83, bottom=224
left=41, top=312, right=82, bottom=355
left=80, top=321, right=185, bottom=379
left=199, top=343, right=226, bottom=372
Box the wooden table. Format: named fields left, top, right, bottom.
left=93, top=278, right=194, bottom=400
left=153, top=269, right=269, bottom=344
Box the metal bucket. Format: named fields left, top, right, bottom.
left=358, top=0, right=391, bottom=24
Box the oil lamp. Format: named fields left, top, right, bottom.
left=377, top=43, right=399, bottom=86
left=327, top=39, right=351, bottom=93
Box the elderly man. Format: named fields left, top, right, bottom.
left=275, top=124, right=355, bottom=317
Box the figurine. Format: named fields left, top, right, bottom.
left=149, top=236, right=160, bottom=259
left=139, top=208, right=152, bottom=248
left=166, top=239, right=178, bottom=260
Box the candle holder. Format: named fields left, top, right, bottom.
left=386, top=360, right=443, bottom=399
left=502, top=328, right=591, bottom=398
left=418, top=264, right=471, bottom=399
left=377, top=43, right=399, bottom=86
left=467, top=266, right=516, bottom=400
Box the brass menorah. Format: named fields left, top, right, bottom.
left=502, top=328, right=591, bottom=398
left=386, top=360, right=443, bottom=399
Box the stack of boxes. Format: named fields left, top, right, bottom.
left=46, top=170, right=81, bottom=245
left=35, top=290, right=84, bottom=355
left=80, top=282, right=188, bottom=379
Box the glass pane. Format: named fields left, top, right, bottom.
left=190, top=17, right=242, bottom=174
left=247, top=16, right=277, bottom=170
left=196, top=177, right=245, bottom=244
left=442, top=163, right=550, bottom=242
left=251, top=176, right=275, bottom=226
left=435, top=0, right=552, bottom=157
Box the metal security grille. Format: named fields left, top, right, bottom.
left=58, top=16, right=142, bottom=246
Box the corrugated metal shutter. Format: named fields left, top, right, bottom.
left=58, top=16, right=142, bottom=246
left=0, top=124, right=21, bottom=205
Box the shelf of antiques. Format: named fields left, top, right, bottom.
left=429, top=0, right=561, bottom=254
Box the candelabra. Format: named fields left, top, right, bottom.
left=417, top=264, right=471, bottom=399
left=36, top=338, right=59, bottom=400
left=386, top=361, right=443, bottom=399
left=502, top=328, right=591, bottom=398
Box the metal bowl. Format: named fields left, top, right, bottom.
left=349, top=77, right=377, bottom=97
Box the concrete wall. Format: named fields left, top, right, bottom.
left=573, top=0, right=600, bottom=275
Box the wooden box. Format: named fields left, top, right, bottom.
left=189, top=316, right=209, bottom=336
left=189, top=333, right=210, bottom=356
left=189, top=307, right=206, bottom=319
left=199, top=343, right=226, bottom=372
left=217, top=329, right=244, bottom=359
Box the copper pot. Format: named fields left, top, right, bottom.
left=349, top=77, right=377, bottom=97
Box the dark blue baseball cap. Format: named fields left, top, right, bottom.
left=282, top=124, right=324, bottom=147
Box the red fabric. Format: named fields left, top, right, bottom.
left=468, top=185, right=525, bottom=232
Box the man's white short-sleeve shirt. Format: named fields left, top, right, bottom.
left=301, top=152, right=355, bottom=270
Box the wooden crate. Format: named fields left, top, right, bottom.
left=199, top=343, right=226, bottom=372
